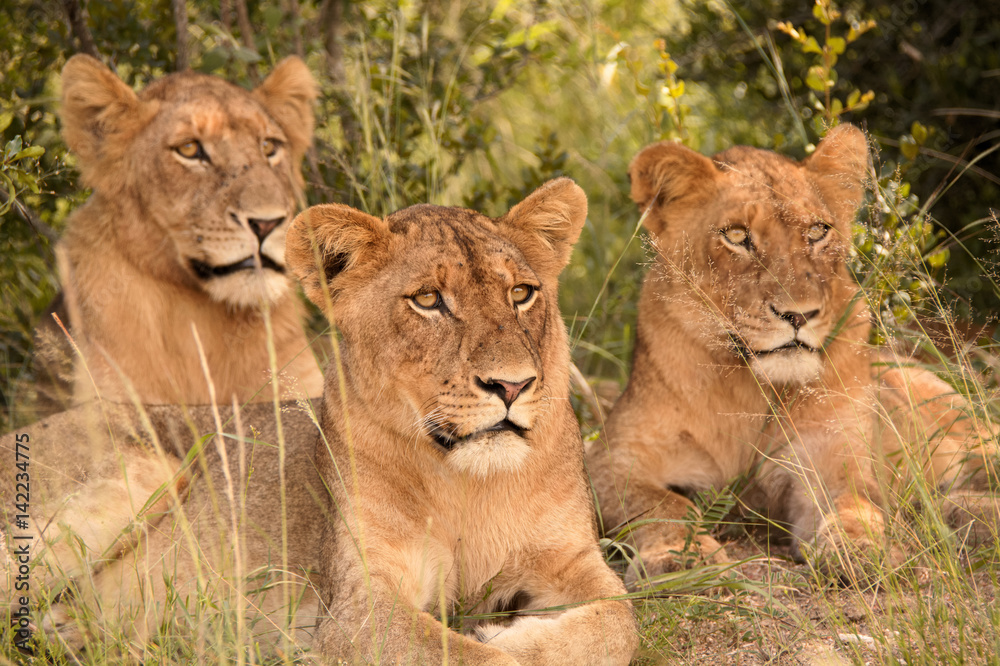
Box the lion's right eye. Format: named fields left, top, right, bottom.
left=176, top=140, right=207, bottom=161
left=412, top=291, right=441, bottom=310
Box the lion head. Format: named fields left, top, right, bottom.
left=628, top=124, right=869, bottom=385
left=60, top=55, right=317, bottom=308
left=286, top=179, right=586, bottom=477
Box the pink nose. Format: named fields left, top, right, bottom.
left=477, top=377, right=536, bottom=407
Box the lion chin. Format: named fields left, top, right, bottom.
left=746, top=347, right=824, bottom=386
left=202, top=264, right=291, bottom=308
left=446, top=430, right=532, bottom=477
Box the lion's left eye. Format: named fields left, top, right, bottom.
left=412, top=291, right=441, bottom=310
left=511, top=284, right=535, bottom=305
left=176, top=139, right=207, bottom=161
left=722, top=226, right=750, bottom=248
left=807, top=222, right=830, bottom=242
left=262, top=138, right=280, bottom=158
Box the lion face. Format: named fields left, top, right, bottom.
left=60, top=56, right=317, bottom=308
left=287, top=180, right=586, bottom=477
left=630, top=125, right=869, bottom=385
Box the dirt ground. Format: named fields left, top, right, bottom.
left=630, top=536, right=1000, bottom=665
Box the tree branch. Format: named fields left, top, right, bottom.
left=286, top=0, right=304, bottom=58
left=219, top=0, right=233, bottom=33
left=319, top=0, right=360, bottom=147
left=0, top=189, right=59, bottom=268
left=233, top=0, right=260, bottom=82
left=61, top=0, right=99, bottom=59
left=172, top=0, right=190, bottom=71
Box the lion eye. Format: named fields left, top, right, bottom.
left=722, top=226, right=750, bottom=247
left=176, top=140, right=206, bottom=161
left=412, top=291, right=441, bottom=310
left=262, top=138, right=280, bottom=158
left=807, top=222, right=830, bottom=242
left=511, top=284, right=535, bottom=305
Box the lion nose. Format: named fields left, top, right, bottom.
left=771, top=305, right=820, bottom=330
left=476, top=376, right=536, bottom=407
left=247, top=216, right=284, bottom=242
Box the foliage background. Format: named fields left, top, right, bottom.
left=1, top=0, right=998, bottom=429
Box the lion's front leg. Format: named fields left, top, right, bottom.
left=475, top=548, right=637, bottom=666
left=316, top=563, right=519, bottom=666
left=0, top=405, right=186, bottom=597
left=879, top=365, right=1000, bottom=546
left=769, top=399, right=901, bottom=574
left=587, top=442, right=729, bottom=584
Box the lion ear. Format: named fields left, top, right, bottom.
left=805, top=123, right=869, bottom=225
left=628, top=141, right=719, bottom=236
left=253, top=57, right=318, bottom=164
left=60, top=54, right=142, bottom=179
left=496, top=178, right=587, bottom=277
left=286, top=204, right=391, bottom=309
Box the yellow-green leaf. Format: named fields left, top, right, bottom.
left=911, top=121, right=928, bottom=145
left=805, top=66, right=827, bottom=92
left=13, top=145, right=44, bottom=160
left=0, top=112, right=12, bottom=134
left=803, top=36, right=822, bottom=54
left=828, top=36, right=846, bottom=54
left=900, top=135, right=919, bottom=160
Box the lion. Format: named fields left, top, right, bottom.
left=45, top=180, right=638, bottom=663
left=41, top=53, right=324, bottom=407
left=587, top=124, right=999, bottom=582
left=35, top=401, right=327, bottom=653
left=2, top=55, right=325, bottom=598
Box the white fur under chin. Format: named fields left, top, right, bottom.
left=749, top=349, right=823, bottom=386
left=206, top=271, right=290, bottom=308
left=447, top=432, right=531, bottom=477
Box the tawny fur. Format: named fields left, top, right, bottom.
left=587, top=125, right=998, bottom=582
left=46, top=54, right=324, bottom=406
left=288, top=179, right=637, bottom=664
left=4, top=402, right=327, bottom=651
left=2, top=56, right=326, bottom=606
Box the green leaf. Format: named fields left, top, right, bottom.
left=927, top=248, right=950, bottom=268
left=911, top=121, right=928, bottom=145
left=805, top=66, right=827, bottom=92
left=0, top=112, right=13, bottom=134
left=5, top=135, right=23, bottom=160
left=13, top=145, right=44, bottom=160
left=900, top=135, right=919, bottom=160
left=828, top=37, right=846, bottom=54
left=263, top=6, right=283, bottom=30
left=199, top=47, right=228, bottom=72
left=802, top=36, right=822, bottom=54
left=233, top=47, right=262, bottom=64
left=846, top=89, right=861, bottom=107
left=812, top=3, right=829, bottom=24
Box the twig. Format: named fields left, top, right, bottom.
left=233, top=0, right=260, bottom=82
left=319, top=0, right=360, bottom=147
left=286, top=0, right=304, bottom=58
left=0, top=187, right=59, bottom=249
left=219, top=0, right=233, bottom=33
left=873, top=135, right=1000, bottom=187
left=172, top=0, right=190, bottom=71
left=61, top=0, right=99, bottom=59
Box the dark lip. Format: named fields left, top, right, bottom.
left=733, top=339, right=819, bottom=358
left=190, top=255, right=285, bottom=279
left=429, top=418, right=528, bottom=452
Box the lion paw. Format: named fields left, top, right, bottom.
left=803, top=511, right=904, bottom=585
left=625, top=534, right=729, bottom=587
